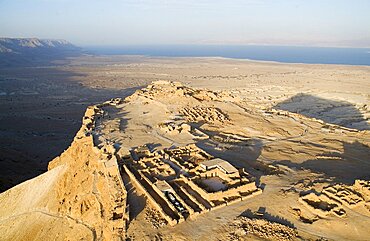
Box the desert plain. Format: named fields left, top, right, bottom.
left=0, top=55, right=369, bottom=240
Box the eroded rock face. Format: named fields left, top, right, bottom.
left=0, top=105, right=127, bottom=241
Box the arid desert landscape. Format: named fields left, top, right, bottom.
left=0, top=55, right=369, bottom=240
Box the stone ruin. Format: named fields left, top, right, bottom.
left=299, top=180, right=370, bottom=219
left=119, top=143, right=262, bottom=226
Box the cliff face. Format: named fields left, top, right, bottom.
left=0, top=104, right=127, bottom=241
left=0, top=38, right=81, bottom=66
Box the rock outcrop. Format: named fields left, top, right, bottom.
left=0, top=104, right=127, bottom=240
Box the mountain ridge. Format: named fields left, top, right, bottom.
left=0, top=37, right=82, bottom=67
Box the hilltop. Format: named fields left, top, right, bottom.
left=0, top=80, right=369, bottom=240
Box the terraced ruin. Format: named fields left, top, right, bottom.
left=90, top=81, right=265, bottom=229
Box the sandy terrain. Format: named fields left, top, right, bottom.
left=0, top=55, right=369, bottom=240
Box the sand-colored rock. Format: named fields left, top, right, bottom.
left=0, top=105, right=127, bottom=241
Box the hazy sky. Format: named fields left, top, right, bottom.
left=0, top=0, right=369, bottom=47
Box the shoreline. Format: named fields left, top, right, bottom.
left=77, top=53, right=370, bottom=68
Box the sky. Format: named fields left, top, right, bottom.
left=0, top=0, right=369, bottom=47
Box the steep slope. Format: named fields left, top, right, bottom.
left=0, top=38, right=81, bottom=66
left=0, top=105, right=127, bottom=241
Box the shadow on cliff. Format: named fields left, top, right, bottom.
left=275, top=140, right=370, bottom=184
left=274, top=93, right=369, bottom=131
left=0, top=66, right=143, bottom=192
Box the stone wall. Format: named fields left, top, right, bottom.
left=122, top=165, right=177, bottom=226
left=209, top=182, right=257, bottom=201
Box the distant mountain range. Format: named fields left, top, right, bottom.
left=0, top=38, right=82, bottom=67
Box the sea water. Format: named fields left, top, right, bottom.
left=84, top=45, right=370, bottom=66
